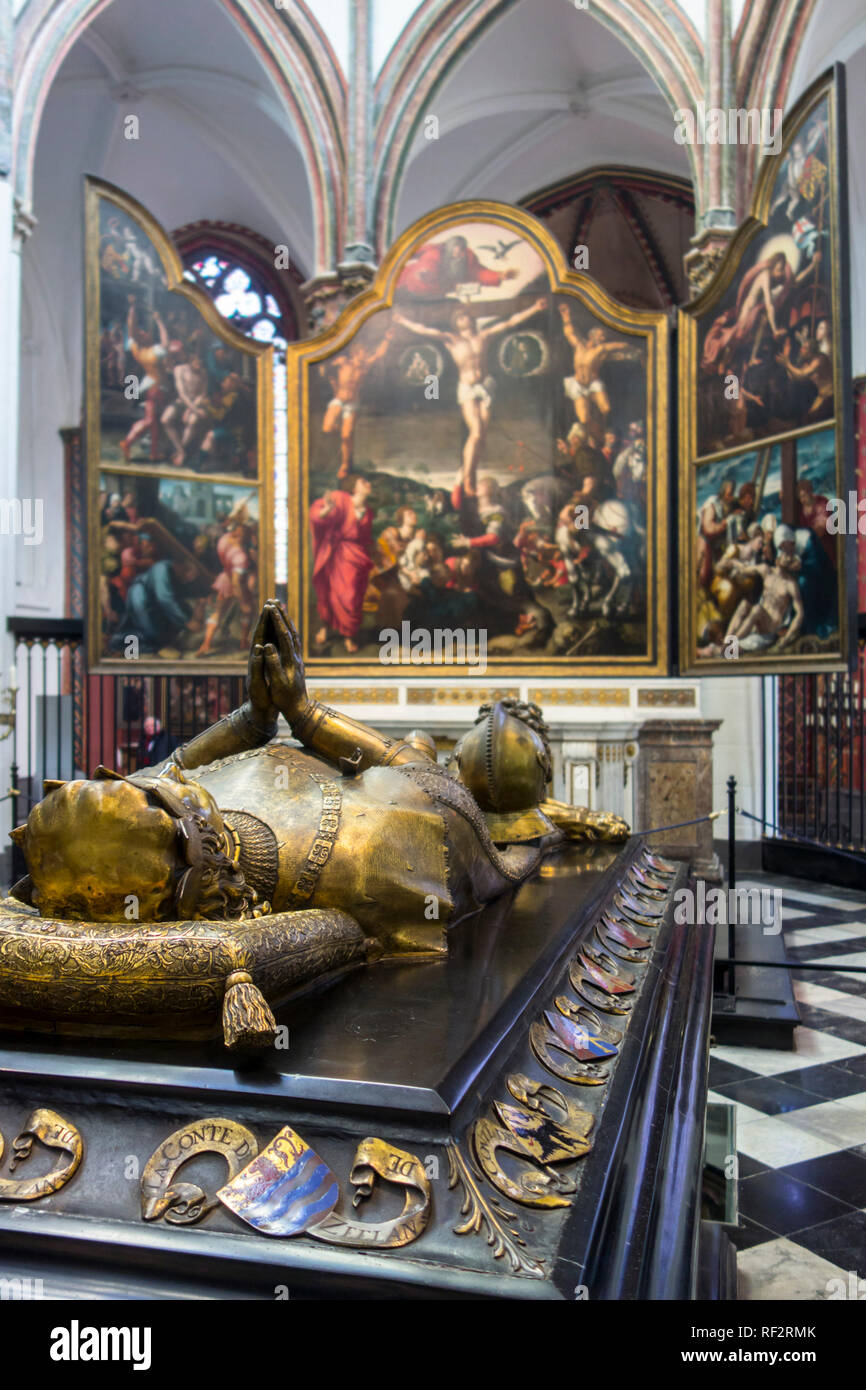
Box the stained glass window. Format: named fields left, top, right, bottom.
left=185, top=256, right=287, bottom=351
left=182, top=244, right=293, bottom=585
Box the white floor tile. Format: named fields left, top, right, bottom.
left=735, top=1115, right=839, bottom=1167
left=786, top=926, right=866, bottom=946
left=773, top=1097, right=866, bottom=1151
left=792, top=980, right=842, bottom=1005
left=737, top=1237, right=849, bottom=1300
left=818, top=951, right=866, bottom=971
left=777, top=888, right=866, bottom=911
left=707, top=1091, right=766, bottom=1128
left=711, top=1026, right=866, bottom=1077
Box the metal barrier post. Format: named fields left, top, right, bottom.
left=727, top=775, right=737, bottom=996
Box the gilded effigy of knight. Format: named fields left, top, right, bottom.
left=0, top=603, right=627, bottom=1049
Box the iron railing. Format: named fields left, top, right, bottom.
left=5, top=617, right=244, bottom=882
left=774, top=639, right=866, bottom=854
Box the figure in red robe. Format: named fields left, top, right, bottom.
left=397, top=235, right=517, bottom=299
left=310, top=477, right=374, bottom=653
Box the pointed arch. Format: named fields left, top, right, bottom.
left=735, top=0, right=821, bottom=215
left=371, top=0, right=706, bottom=254
left=12, top=0, right=346, bottom=270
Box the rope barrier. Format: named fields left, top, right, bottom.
left=631, top=810, right=724, bottom=838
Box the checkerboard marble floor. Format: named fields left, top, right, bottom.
left=707, top=873, right=866, bottom=1300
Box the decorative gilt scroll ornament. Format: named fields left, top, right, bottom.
left=505, top=1072, right=596, bottom=1140
left=554, top=996, right=622, bottom=1047
left=578, top=947, right=637, bottom=994
left=447, top=848, right=669, bottom=1278
left=625, top=869, right=668, bottom=899
left=447, top=1143, right=545, bottom=1279
left=0, top=1108, right=83, bottom=1201
left=530, top=1005, right=618, bottom=1083
left=568, top=959, right=633, bottom=1016
left=597, top=915, right=650, bottom=962
left=217, top=1126, right=431, bottom=1249
left=642, top=850, right=676, bottom=877
left=473, top=1118, right=576, bottom=1209
left=141, top=1119, right=259, bottom=1224
left=311, top=1137, right=431, bottom=1249
left=472, top=1073, right=594, bottom=1209
left=615, top=901, right=662, bottom=931
left=600, top=912, right=651, bottom=948
left=615, top=888, right=664, bottom=920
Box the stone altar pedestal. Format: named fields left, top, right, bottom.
left=635, top=719, right=723, bottom=880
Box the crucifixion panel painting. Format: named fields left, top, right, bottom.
left=287, top=203, right=670, bottom=676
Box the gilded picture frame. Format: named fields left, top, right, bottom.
left=286, top=199, right=670, bottom=678
left=678, top=68, right=854, bottom=676
left=85, top=178, right=273, bottom=673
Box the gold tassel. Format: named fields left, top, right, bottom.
left=221, top=970, right=277, bottom=1050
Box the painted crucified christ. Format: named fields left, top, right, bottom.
left=392, top=297, right=547, bottom=495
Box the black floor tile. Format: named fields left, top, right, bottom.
left=792, top=969, right=866, bottom=997
left=738, top=1170, right=854, bottom=1236
left=709, top=1056, right=758, bottom=1089
left=795, top=1003, right=842, bottom=1030
left=715, top=1075, right=825, bottom=1115
left=780, top=1148, right=866, bottom=1208
left=786, top=910, right=866, bottom=926
left=792, top=1210, right=866, bottom=1277
left=837, top=1056, right=866, bottom=1080
left=737, top=1152, right=770, bottom=1179
left=821, top=974, right=866, bottom=998
left=786, top=940, right=866, bottom=961
left=792, top=1003, right=866, bottom=1041
left=770, top=1062, right=866, bottom=1101
left=818, top=1017, right=866, bottom=1046
left=727, top=1215, right=775, bottom=1251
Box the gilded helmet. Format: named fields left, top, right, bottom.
left=451, top=700, right=554, bottom=843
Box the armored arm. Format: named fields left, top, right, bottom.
left=262, top=601, right=432, bottom=771
left=166, top=607, right=279, bottom=772
left=170, top=700, right=276, bottom=773
left=290, top=700, right=428, bottom=772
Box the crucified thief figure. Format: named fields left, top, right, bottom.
left=558, top=302, right=638, bottom=445
left=393, top=297, right=547, bottom=496
left=320, top=327, right=396, bottom=480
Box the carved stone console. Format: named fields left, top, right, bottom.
left=635, top=719, right=723, bottom=879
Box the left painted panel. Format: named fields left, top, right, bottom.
left=85, top=179, right=273, bottom=672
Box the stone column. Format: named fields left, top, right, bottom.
left=684, top=0, right=736, bottom=295
left=635, top=719, right=723, bottom=880
left=0, top=184, right=34, bottom=883
left=301, top=0, right=376, bottom=334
